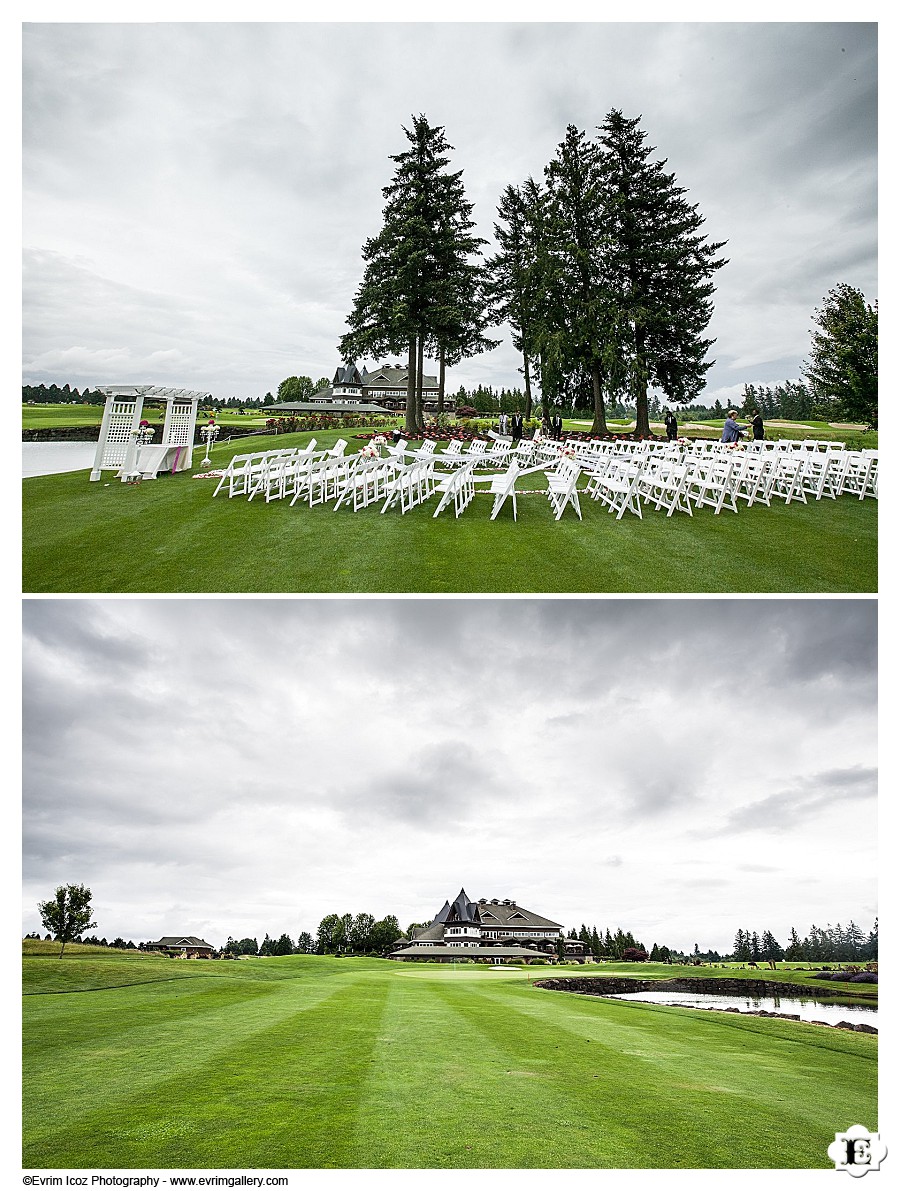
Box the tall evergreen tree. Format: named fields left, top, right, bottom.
left=539, top=126, right=614, bottom=434
left=488, top=183, right=541, bottom=418
left=595, top=109, right=727, bottom=435
left=785, top=928, right=804, bottom=961
left=760, top=930, right=783, bottom=969
left=802, top=283, right=878, bottom=427
left=341, top=114, right=489, bottom=432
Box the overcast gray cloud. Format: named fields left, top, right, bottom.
left=22, top=19, right=876, bottom=404
left=709, top=764, right=878, bottom=835
left=22, top=598, right=876, bottom=952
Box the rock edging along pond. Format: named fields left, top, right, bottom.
left=533, top=976, right=877, bottom=1033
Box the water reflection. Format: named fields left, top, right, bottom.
left=608, top=990, right=876, bottom=1027
left=23, top=441, right=97, bottom=478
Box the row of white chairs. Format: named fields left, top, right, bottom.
left=213, top=444, right=583, bottom=522
left=582, top=446, right=877, bottom=520
left=211, top=440, right=349, bottom=501
left=210, top=436, right=874, bottom=524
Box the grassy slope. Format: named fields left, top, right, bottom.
left=22, top=429, right=877, bottom=594
left=23, top=952, right=876, bottom=1169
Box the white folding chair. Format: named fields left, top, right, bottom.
left=839, top=451, right=877, bottom=500
left=432, top=459, right=478, bottom=518
left=465, top=439, right=490, bottom=466
left=301, top=453, right=355, bottom=508
left=212, top=452, right=265, bottom=499
left=437, top=440, right=468, bottom=467
left=768, top=454, right=807, bottom=505
left=246, top=449, right=298, bottom=502
left=381, top=460, right=437, bottom=514
left=589, top=459, right=643, bottom=519
left=546, top=457, right=582, bottom=520
left=686, top=456, right=739, bottom=514
left=637, top=461, right=692, bottom=517
left=733, top=454, right=774, bottom=508
left=481, top=460, right=521, bottom=521
left=334, top=455, right=395, bottom=511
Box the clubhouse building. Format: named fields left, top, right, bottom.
left=268, top=361, right=440, bottom=417
left=388, top=888, right=587, bottom=964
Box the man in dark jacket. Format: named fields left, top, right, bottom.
left=751, top=410, right=765, bottom=440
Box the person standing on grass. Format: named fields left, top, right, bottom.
left=664, top=410, right=678, bottom=440
left=721, top=410, right=746, bottom=442
left=751, top=409, right=765, bottom=440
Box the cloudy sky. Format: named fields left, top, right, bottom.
left=22, top=16, right=877, bottom=407
left=22, top=599, right=877, bottom=953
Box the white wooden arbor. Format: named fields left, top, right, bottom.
left=90, top=385, right=210, bottom=481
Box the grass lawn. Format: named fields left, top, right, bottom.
left=22, top=428, right=876, bottom=594
left=22, top=946, right=876, bottom=1169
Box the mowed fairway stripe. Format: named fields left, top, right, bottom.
left=23, top=959, right=877, bottom=1170
left=457, top=979, right=875, bottom=1167
left=338, top=970, right=875, bottom=1168
left=23, top=969, right=390, bottom=1169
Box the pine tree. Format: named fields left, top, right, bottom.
left=488, top=183, right=541, bottom=419
left=341, top=114, right=489, bottom=432
left=785, top=928, right=804, bottom=961
left=802, top=283, right=877, bottom=427
left=595, top=109, right=728, bottom=435
left=539, top=126, right=614, bottom=434
left=760, top=930, right=783, bottom=969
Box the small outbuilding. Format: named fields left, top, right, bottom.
left=149, top=935, right=215, bottom=958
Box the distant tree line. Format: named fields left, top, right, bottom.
left=276, top=375, right=331, bottom=403
left=315, top=912, right=402, bottom=955
left=732, top=920, right=877, bottom=966
left=739, top=380, right=825, bottom=422
left=222, top=933, right=316, bottom=957
left=566, top=924, right=674, bottom=963
left=23, top=383, right=108, bottom=404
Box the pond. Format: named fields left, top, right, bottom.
left=608, top=989, right=877, bottom=1028
left=23, top=441, right=97, bottom=478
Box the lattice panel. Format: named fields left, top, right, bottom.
left=101, top=401, right=138, bottom=468
left=165, top=402, right=194, bottom=446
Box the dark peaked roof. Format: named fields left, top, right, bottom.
left=432, top=900, right=452, bottom=925
left=333, top=362, right=364, bottom=386
left=448, top=887, right=480, bottom=924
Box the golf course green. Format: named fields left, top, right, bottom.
left=23, top=946, right=876, bottom=1169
